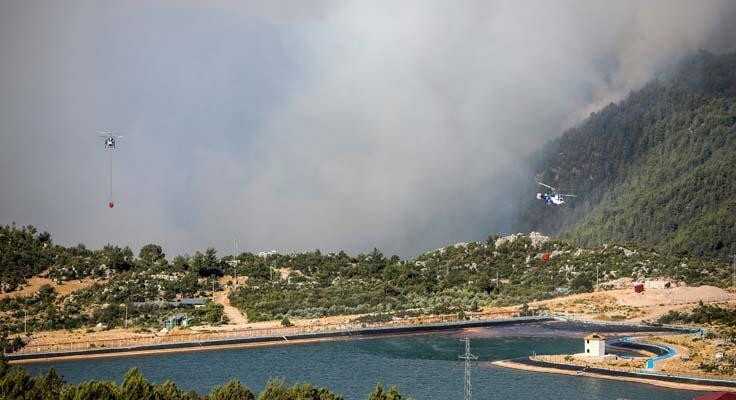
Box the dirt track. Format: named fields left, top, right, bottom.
left=212, top=286, right=248, bottom=325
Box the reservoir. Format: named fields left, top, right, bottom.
left=23, top=323, right=705, bottom=399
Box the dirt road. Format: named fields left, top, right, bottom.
left=214, top=276, right=248, bottom=325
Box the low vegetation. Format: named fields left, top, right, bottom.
left=0, top=226, right=228, bottom=339
left=654, top=304, right=736, bottom=377
left=229, top=234, right=729, bottom=322
left=0, top=224, right=730, bottom=337
left=658, top=303, right=736, bottom=336
left=0, top=355, right=409, bottom=400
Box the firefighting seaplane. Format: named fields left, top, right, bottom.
left=536, top=182, right=576, bottom=205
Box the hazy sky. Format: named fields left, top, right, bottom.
left=2, top=1, right=735, bottom=258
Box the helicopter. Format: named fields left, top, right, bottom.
left=95, top=131, right=123, bottom=208
left=96, top=131, right=123, bottom=149
left=536, top=181, right=576, bottom=205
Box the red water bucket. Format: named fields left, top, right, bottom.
left=542, top=253, right=550, bottom=261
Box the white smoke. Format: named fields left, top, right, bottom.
left=1, top=0, right=735, bottom=257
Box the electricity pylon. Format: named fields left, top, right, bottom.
left=459, top=338, right=478, bottom=400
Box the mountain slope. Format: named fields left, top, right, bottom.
left=514, top=51, right=736, bottom=258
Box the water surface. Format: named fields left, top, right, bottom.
left=24, top=326, right=705, bottom=399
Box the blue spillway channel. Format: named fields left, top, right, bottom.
left=613, top=337, right=677, bottom=369
left=645, top=342, right=677, bottom=369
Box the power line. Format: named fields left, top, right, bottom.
left=459, top=338, right=478, bottom=400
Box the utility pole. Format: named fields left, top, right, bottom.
left=24, top=310, right=27, bottom=335
left=124, top=304, right=128, bottom=327
left=234, top=240, right=239, bottom=282
left=596, top=265, right=599, bottom=291
left=459, top=339, right=478, bottom=400
left=496, top=270, right=499, bottom=287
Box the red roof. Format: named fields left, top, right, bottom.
left=694, top=392, right=736, bottom=400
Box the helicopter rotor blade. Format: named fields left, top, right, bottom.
left=537, top=181, right=555, bottom=191
left=559, top=194, right=577, bottom=197
left=95, top=131, right=125, bottom=136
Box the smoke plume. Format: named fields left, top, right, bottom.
left=1, top=0, right=735, bottom=257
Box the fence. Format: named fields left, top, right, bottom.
left=638, top=368, right=736, bottom=383
left=531, top=349, right=736, bottom=384
left=532, top=353, right=736, bottom=383
left=15, top=309, right=521, bottom=355
left=530, top=354, right=642, bottom=374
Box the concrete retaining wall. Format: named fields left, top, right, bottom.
left=511, top=357, right=736, bottom=388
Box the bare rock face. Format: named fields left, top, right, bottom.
left=494, top=232, right=550, bottom=249
left=494, top=233, right=522, bottom=248
left=549, top=249, right=567, bottom=258
left=528, top=232, right=550, bottom=248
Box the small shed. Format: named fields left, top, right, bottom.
left=634, top=283, right=645, bottom=293
left=693, top=392, right=736, bottom=400
left=164, top=314, right=193, bottom=330
left=584, top=333, right=606, bottom=357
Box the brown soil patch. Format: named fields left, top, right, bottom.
left=618, top=286, right=732, bottom=307
left=0, top=275, right=103, bottom=299
left=26, top=327, right=154, bottom=347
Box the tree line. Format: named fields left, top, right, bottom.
left=0, top=355, right=408, bottom=400
left=0, top=224, right=731, bottom=337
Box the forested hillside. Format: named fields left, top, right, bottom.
left=0, top=225, right=228, bottom=337
left=515, top=50, right=736, bottom=258
left=0, top=225, right=54, bottom=292
left=1, top=224, right=729, bottom=338
left=229, top=233, right=729, bottom=322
